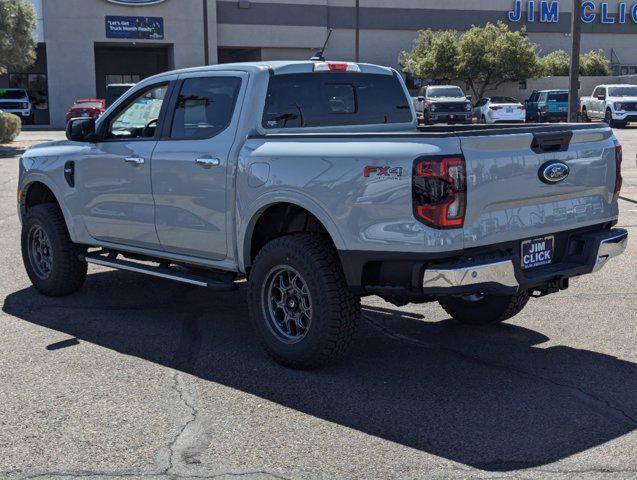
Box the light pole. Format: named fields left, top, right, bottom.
left=203, top=0, right=210, bottom=65
left=568, top=0, right=582, bottom=122
left=355, top=0, right=360, bottom=62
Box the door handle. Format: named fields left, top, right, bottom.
left=124, top=156, right=145, bottom=165
left=195, top=158, right=220, bottom=167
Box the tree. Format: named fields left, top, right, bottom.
left=0, top=0, right=37, bottom=75
left=399, top=22, right=541, bottom=100
left=456, top=22, right=541, bottom=99
left=399, top=29, right=459, bottom=82
left=541, top=50, right=571, bottom=76
left=580, top=49, right=611, bottom=76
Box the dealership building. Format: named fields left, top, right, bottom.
left=4, top=0, right=637, bottom=127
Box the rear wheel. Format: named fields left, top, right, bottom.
left=247, top=233, right=361, bottom=369
left=21, top=204, right=87, bottom=297
left=439, top=291, right=530, bottom=326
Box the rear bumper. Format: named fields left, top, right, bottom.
left=339, top=225, right=627, bottom=298
left=423, top=229, right=627, bottom=295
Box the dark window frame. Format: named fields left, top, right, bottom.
left=162, top=75, right=243, bottom=141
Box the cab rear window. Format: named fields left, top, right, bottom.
left=262, top=72, right=412, bottom=128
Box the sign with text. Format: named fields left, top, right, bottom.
left=105, top=16, right=164, bottom=40
left=508, top=1, right=637, bottom=25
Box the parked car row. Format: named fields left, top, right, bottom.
left=413, top=83, right=637, bottom=128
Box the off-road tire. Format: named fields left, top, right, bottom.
left=21, top=203, right=87, bottom=297
left=439, top=290, right=530, bottom=326
left=247, top=233, right=361, bottom=369
left=605, top=109, right=617, bottom=128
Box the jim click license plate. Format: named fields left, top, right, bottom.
left=521, top=236, right=555, bottom=270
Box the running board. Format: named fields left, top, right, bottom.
left=82, top=253, right=237, bottom=291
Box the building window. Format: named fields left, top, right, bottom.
left=9, top=73, right=48, bottom=111
left=105, top=74, right=141, bottom=90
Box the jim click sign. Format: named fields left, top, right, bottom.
left=105, top=16, right=164, bottom=40
left=509, top=1, right=637, bottom=24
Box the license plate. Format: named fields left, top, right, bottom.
left=559, top=107, right=567, bottom=112
left=521, top=236, right=555, bottom=270
left=506, top=107, right=513, bottom=113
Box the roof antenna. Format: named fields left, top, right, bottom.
left=311, top=28, right=333, bottom=61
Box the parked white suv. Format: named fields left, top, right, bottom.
left=580, top=84, right=637, bottom=128
left=0, top=88, right=34, bottom=124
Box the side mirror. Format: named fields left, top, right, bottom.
left=417, top=96, right=425, bottom=102
left=466, top=95, right=472, bottom=102
left=66, top=118, right=97, bottom=142
left=597, top=95, right=606, bottom=101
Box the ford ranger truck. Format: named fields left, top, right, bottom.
left=581, top=84, right=637, bottom=127
left=17, top=61, right=628, bottom=369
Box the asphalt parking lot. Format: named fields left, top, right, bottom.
left=0, top=127, right=635, bottom=480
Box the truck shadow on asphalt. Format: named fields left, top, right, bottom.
left=3, top=270, right=636, bottom=472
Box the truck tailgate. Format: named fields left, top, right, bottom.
left=458, top=125, right=619, bottom=248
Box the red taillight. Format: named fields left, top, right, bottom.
left=613, top=140, right=623, bottom=203
left=489, top=106, right=502, bottom=110
left=413, top=156, right=467, bottom=229
left=517, top=106, right=526, bottom=110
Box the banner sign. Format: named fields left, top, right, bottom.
left=508, top=1, right=637, bottom=24
left=105, top=16, right=164, bottom=39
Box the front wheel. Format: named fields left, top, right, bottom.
left=21, top=204, right=87, bottom=297
left=439, top=291, right=530, bottom=326
left=247, top=233, right=361, bottom=369
left=605, top=109, right=617, bottom=127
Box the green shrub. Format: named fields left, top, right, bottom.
left=0, top=112, right=22, bottom=143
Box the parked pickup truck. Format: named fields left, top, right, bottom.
left=580, top=84, right=637, bottom=127
left=414, top=85, right=473, bottom=125
left=0, top=88, right=34, bottom=124
left=18, top=60, right=627, bottom=369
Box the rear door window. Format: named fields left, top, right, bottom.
left=169, top=76, right=242, bottom=140
left=262, top=72, right=412, bottom=128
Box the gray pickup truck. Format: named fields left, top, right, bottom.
left=18, top=60, right=627, bottom=369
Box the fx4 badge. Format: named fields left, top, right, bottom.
left=364, top=166, right=404, bottom=179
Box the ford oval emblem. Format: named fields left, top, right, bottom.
left=539, top=161, right=570, bottom=184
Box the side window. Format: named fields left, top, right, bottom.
left=107, top=84, right=168, bottom=140
left=539, top=92, right=547, bottom=103
left=169, top=76, right=242, bottom=140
